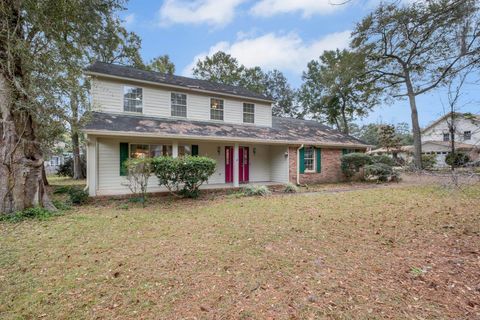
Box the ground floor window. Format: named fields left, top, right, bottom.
left=130, top=144, right=172, bottom=158
left=304, top=146, right=315, bottom=172
left=178, top=145, right=191, bottom=156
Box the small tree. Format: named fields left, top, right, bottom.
left=378, top=124, right=401, bottom=156
left=122, top=158, right=153, bottom=207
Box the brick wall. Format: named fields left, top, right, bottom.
left=289, top=147, right=347, bottom=184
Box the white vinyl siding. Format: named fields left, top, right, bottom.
left=90, top=78, right=273, bottom=127
left=269, top=145, right=289, bottom=183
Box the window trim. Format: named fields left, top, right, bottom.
left=129, top=143, right=173, bottom=158
left=210, top=97, right=225, bottom=121
left=123, top=85, right=144, bottom=114
left=170, top=91, right=188, bottom=118
left=443, top=133, right=450, bottom=142
left=243, top=102, right=255, bottom=124
left=303, top=146, right=315, bottom=173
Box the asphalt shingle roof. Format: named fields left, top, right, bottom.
left=83, top=112, right=368, bottom=147
left=85, top=61, right=272, bottom=102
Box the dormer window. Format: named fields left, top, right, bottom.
left=210, top=98, right=224, bottom=121
left=171, top=92, right=187, bottom=117
left=123, top=86, right=143, bottom=113
left=243, top=103, right=255, bottom=123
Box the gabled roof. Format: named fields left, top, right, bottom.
left=85, top=61, right=273, bottom=103
left=422, top=112, right=480, bottom=133
left=83, top=112, right=369, bottom=147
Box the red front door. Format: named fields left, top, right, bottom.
left=225, top=146, right=234, bottom=183
left=239, top=146, right=249, bottom=183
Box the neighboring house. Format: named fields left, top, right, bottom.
left=421, top=113, right=480, bottom=167
left=82, top=62, right=368, bottom=196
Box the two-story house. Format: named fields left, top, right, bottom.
left=82, top=62, right=368, bottom=196
left=421, top=112, right=480, bottom=167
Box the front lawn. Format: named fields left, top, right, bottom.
left=1, top=184, right=479, bottom=319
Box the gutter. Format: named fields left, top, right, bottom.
left=297, top=144, right=304, bottom=185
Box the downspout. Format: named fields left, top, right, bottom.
left=297, top=144, right=304, bottom=185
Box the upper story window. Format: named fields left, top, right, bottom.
left=171, top=93, right=187, bottom=117
left=443, top=133, right=450, bottom=141
left=304, top=146, right=315, bottom=172
left=243, top=103, right=255, bottom=123
left=464, top=131, right=472, bottom=140
left=210, top=98, right=224, bottom=121
left=123, top=86, right=143, bottom=113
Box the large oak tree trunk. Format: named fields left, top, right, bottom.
left=72, top=130, right=84, bottom=180
left=0, top=74, right=55, bottom=214
left=405, top=74, right=423, bottom=169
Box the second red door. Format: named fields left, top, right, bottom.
left=225, top=146, right=249, bottom=183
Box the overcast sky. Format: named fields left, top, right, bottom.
left=122, top=0, right=479, bottom=127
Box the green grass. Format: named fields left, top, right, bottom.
left=1, top=183, right=479, bottom=319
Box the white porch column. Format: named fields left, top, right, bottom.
left=233, top=143, right=239, bottom=187
left=86, top=135, right=97, bottom=196
left=172, top=141, right=179, bottom=158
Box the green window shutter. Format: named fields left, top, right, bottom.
left=299, top=147, right=305, bottom=174
left=316, top=148, right=322, bottom=173
left=342, top=148, right=348, bottom=155
left=191, top=144, right=199, bottom=156
left=120, top=142, right=129, bottom=176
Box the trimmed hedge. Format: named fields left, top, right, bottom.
left=445, top=152, right=470, bottom=167
left=152, top=156, right=216, bottom=198
left=364, top=163, right=399, bottom=182
left=340, top=153, right=373, bottom=179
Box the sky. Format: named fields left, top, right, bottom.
left=121, top=0, right=479, bottom=128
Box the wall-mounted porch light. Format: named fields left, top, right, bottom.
left=217, top=146, right=221, bottom=155
left=253, top=147, right=256, bottom=155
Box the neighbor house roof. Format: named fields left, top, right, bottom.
left=421, top=112, right=480, bottom=133
left=83, top=112, right=369, bottom=147
left=369, top=140, right=477, bottom=154
left=85, top=61, right=273, bottom=103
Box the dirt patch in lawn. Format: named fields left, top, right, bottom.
left=1, top=184, right=479, bottom=319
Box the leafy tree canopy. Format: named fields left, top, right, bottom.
left=298, top=49, right=380, bottom=134
left=192, top=51, right=300, bottom=118
left=146, top=54, right=176, bottom=74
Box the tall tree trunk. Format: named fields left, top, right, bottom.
left=450, top=112, right=456, bottom=171
left=0, top=74, right=56, bottom=214
left=340, top=103, right=349, bottom=135
left=71, top=96, right=84, bottom=179
left=405, top=73, right=423, bottom=169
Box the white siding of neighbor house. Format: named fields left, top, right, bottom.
left=90, top=77, right=273, bottom=127
left=423, top=116, right=480, bottom=146
left=91, top=137, right=288, bottom=196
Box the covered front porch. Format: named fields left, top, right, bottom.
left=86, top=134, right=290, bottom=196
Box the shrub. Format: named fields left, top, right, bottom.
left=341, top=153, right=373, bottom=179
left=122, top=157, right=153, bottom=206
left=68, top=188, right=89, bottom=205
left=177, top=156, right=216, bottom=198
left=371, top=154, right=396, bottom=166
left=364, top=163, right=398, bottom=182
left=0, top=207, right=60, bottom=223
left=421, top=154, right=437, bottom=169
left=445, top=152, right=470, bottom=167
left=57, top=155, right=86, bottom=178
left=152, top=156, right=216, bottom=198
left=284, top=182, right=299, bottom=193
left=243, top=185, right=271, bottom=196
